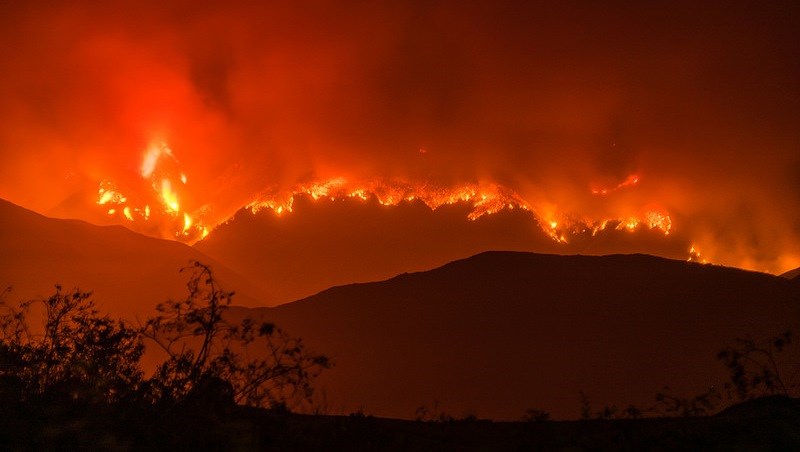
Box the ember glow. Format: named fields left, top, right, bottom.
left=0, top=1, right=799, bottom=275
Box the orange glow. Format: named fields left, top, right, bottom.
left=688, top=245, right=708, bottom=264
left=182, top=212, right=192, bottom=233
left=94, top=142, right=681, bottom=264
left=97, top=181, right=126, bottom=206
left=592, top=174, right=640, bottom=195
left=98, top=141, right=677, bottom=249
left=1, top=1, right=798, bottom=282
left=247, top=178, right=533, bottom=221
left=247, top=177, right=673, bottom=245
left=159, top=179, right=180, bottom=212
left=96, top=143, right=209, bottom=240
left=645, top=210, right=672, bottom=234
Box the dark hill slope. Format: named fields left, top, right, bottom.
left=0, top=198, right=269, bottom=317
left=243, top=252, right=799, bottom=420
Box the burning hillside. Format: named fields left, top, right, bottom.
left=0, top=1, right=798, bottom=274
left=94, top=141, right=673, bottom=250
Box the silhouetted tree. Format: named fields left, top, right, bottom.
left=141, top=261, right=330, bottom=410
left=0, top=286, right=143, bottom=404
left=414, top=401, right=462, bottom=422
left=651, top=386, right=721, bottom=417
left=579, top=391, right=592, bottom=420
left=621, top=404, right=644, bottom=419
left=522, top=408, right=551, bottom=422
left=578, top=387, right=721, bottom=420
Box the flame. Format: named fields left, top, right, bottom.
left=688, top=244, right=708, bottom=264
left=592, top=174, right=640, bottom=195
left=247, top=177, right=673, bottom=244
left=645, top=210, right=672, bottom=234
left=97, top=181, right=126, bottom=205
left=247, top=178, right=533, bottom=221
left=159, top=179, right=180, bottom=212
left=182, top=212, right=192, bottom=233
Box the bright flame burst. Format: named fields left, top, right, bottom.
left=96, top=142, right=209, bottom=240
left=687, top=245, right=708, bottom=264
left=96, top=144, right=672, bottom=248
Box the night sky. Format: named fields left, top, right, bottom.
left=1, top=0, right=799, bottom=274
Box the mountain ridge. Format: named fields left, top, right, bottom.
left=274, top=250, right=781, bottom=309
left=240, top=250, right=798, bottom=420
left=781, top=266, right=800, bottom=280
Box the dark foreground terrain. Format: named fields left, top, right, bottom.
left=2, top=396, right=798, bottom=451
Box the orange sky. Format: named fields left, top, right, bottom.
left=1, top=1, right=799, bottom=273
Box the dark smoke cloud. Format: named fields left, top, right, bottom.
left=0, top=0, right=798, bottom=272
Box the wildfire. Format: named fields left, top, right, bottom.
left=160, top=179, right=180, bottom=212
left=94, top=143, right=673, bottom=248
left=97, top=181, right=126, bottom=205
left=247, top=177, right=673, bottom=244
left=688, top=245, right=708, bottom=264
left=645, top=210, right=672, bottom=234
left=248, top=178, right=533, bottom=221
left=95, top=142, right=209, bottom=240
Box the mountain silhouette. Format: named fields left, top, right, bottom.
left=0, top=198, right=270, bottom=317
left=781, top=266, right=800, bottom=280
left=237, top=251, right=799, bottom=420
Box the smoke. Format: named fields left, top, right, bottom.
left=0, top=0, right=798, bottom=272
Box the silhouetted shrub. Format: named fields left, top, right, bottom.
left=0, top=261, right=330, bottom=415
left=577, top=329, right=799, bottom=420
left=651, top=386, right=721, bottom=417
left=522, top=408, right=551, bottom=422
left=141, top=261, right=331, bottom=410
left=0, top=286, right=143, bottom=404
left=718, top=331, right=797, bottom=400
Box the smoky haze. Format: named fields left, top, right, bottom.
left=0, top=1, right=798, bottom=272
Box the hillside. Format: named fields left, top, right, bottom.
left=241, top=251, right=799, bottom=420
left=0, top=198, right=270, bottom=317
left=781, top=267, right=800, bottom=280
